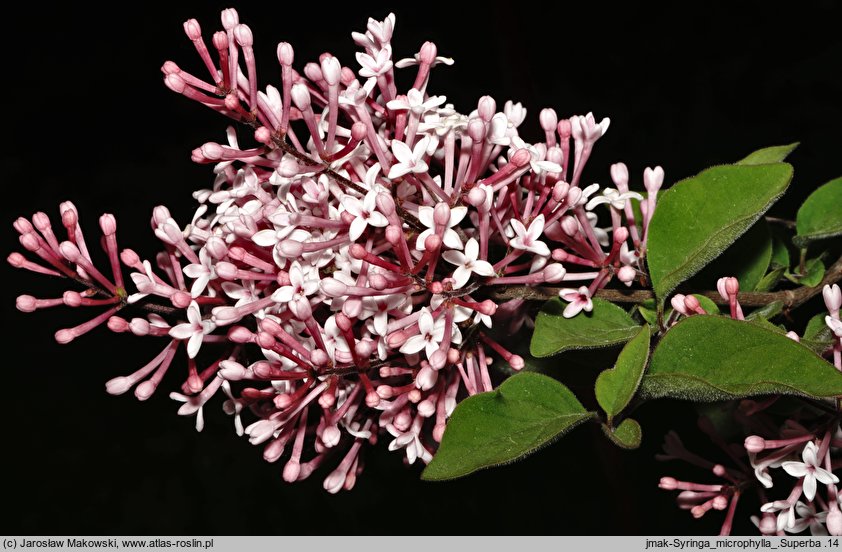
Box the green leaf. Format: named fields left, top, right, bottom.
left=745, top=300, right=785, bottom=321
left=794, top=177, right=842, bottom=247
left=755, top=266, right=786, bottom=292
left=647, top=163, right=794, bottom=302
left=595, top=325, right=651, bottom=419
left=804, top=313, right=833, bottom=341
left=736, top=143, right=799, bottom=165
left=691, top=222, right=773, bottom=292
left=636, top=300, right=659, bottom=326
left=530, top=298, right=640, bottom=357
left=785, top=257, right=825, bottom=287
left=746, top=315, right=832, bottom=356
left=640, top=315, right=842, bottom=401
left=802, top=314, right=835, bottom=354
left=422, top=373, right=594, bottom=481
left=770, top=237, right=790, bottom=269
left=602, top=418, right=642, bottom=449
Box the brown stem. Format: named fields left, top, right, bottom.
left=490, top=254, right=842, bottom=309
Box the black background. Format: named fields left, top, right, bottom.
left=4, top=1, right=841, bottom=535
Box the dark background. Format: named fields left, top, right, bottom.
left=3, top=0, right=841, bottom=535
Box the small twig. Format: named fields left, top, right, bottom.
left=490, top=254, right=842, bottom=309
left=764, top=216, right=797, bottom=230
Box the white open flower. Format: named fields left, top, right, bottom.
left=442, top=238, right=495, bottom=288
left=342, top=191, right=388, bottom=240
left=510, top=214, right=550, bottom=256
left=169, top=301, right=216, bottom=358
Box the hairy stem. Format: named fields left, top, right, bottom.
left=491, top=254, right=842, bottom=309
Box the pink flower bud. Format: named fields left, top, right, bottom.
left=263, top=438, right=285, bottom=463
left=539, top=108, right=558, bottom=132
left=290, top=83, right=311, bottom=110
left=15, top=295, right=37, bottom=312
left=59, top=241, right=81, bottom=262
left=310, top=349, right=329, bottom=367
left=424, top=233, right=442, bottom=252
left=828, top=507, right=842, bottom=536
left=164, top=73, right=186, bottom=93
left=671, top=294, right=689, bottom=315
left=233, top=24, right=253, bottom=47
left=279, top=239, right=304, bottom=257
left=617, top=265, right=636, bottom=286
left=129, top=318, right=150, bottom=336
left=215, top=261, right=238, bottom=280
left=63, top=291, right=82, bottom=307
left=823, top=283, right=842, bottom=315
left=99, top=213, right=117, bottom=235
left=212, top=31, right=228, bottom=50
left=220, top=8, right=239, bottom=30
left=466, top=187, right=487, bottom=208
left=557, top=119, right=572, bottom=139
left=105, top=376, right=132, bottom=395
left=320, top=56, right=341, bottom=86
left=433, top=202, right=451, bottom=226
left=614, top=226, right=629, bottom=243
left=610, top=162, right=629, bottom=188
left=375, top=192, right=395, bottom=216
left=543, top=263, right=567, bottom=283
left=683, top=294, right=702, bottom=314
left=107, top=316, right=129, bottom=333
left=14, top=217, right=34, bottom=234
left=509, top=148, right=532, bottom=168
left=183, top=19, right=202, bottom=40
left=219, top=360, right=247, bottom=381
left=120, top=248, right=140, bottom=267
left=254, top=126, right=272, bottom=145
left=303, top=62, right=323, bottom=83
left=171, top=291, right=191, bottom=309
left=205, top=236, right=228, bottom=260
left=320, top=278, right=347, bottom=297
left=416, top=365, right=439, bottom=389
left=744, top=435, right=766, bottom=453
left=658, top=477, right=678, bottom=490
left=419, top=41, right=438, bottom=64
left=477, top=96, right=496, bottom=122
left=276, top=42, right=294, bottom=65
left=467, top=118, right=485, bottom=142
left=644, top=166, right=664, bottom=193
left=509, top=355, right=524, bottom=371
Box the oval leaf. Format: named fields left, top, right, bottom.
left=595, top=324, right=651, bottom=419
left=422, top=373, right=593, bottom=481
left=785, top=257, right=825, bottom=287
left=530, top=298, right=640, bottom=357
left=647, top=163, right=794, bottom=302
left=736, top=142, right=799, bottom=165
left=794, top=177, right=842, bottom=247
left=640, top=315, right=842, bottom=401
left=602, top=418, right=642, bottom=449
left=691, top=222, right=772, bottom=292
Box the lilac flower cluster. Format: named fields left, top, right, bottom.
left=10, top=9, right=663, bottom=491
left=658, top=284, right=842, bottom=535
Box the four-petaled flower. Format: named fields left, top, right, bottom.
left=558, top=287, right=594, bottom=318
left=400, top=308, right=445, bottom=359
left=789, top=501, right=829, bottom=535
left=510, top=214, right=550, bottom=256
left=271, top=261, right=320, bottom=319
left=386, top=88, right=446, bottom=116
left=388, top=135, right=431, bottom=179
left=586, top=187, right=644, bottom=210
left=342, top=190, right=388, bottom=240
left=781, top=441, right=839, bottom=501
left=169, top=301, right=217, bottom=358
left=356, top=45, right=393, bottom=78
left=442, top=238, right=495, bottom=288
left=183, top=246, right=215, bottom=297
